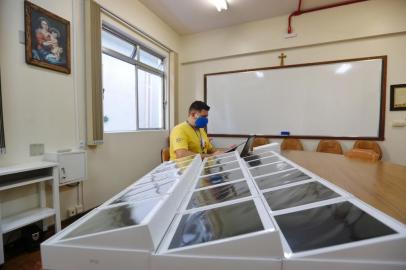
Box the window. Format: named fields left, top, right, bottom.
left=101, top=27, right=165, bottom=132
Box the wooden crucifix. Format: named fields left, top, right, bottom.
left=278, top=53, right=287, bottom=66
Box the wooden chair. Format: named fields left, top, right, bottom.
left=345, top=149, right=379, bottom=162
left=252, top=137, right=270, bottom=149
left=353, top=140, right=382, bottom=160
left=316, top=140, right=343, bottom=155
left=281, top=138, right=304, bottom=151
left=161, top=147, right=170, bottom=162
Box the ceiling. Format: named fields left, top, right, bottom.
left=139, top=0, right=351, bottom=35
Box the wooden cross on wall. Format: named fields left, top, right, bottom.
left=278, top=53, right=287, bottom=66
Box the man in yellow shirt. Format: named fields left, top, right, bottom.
left=170, top=101, right=223, bottom=160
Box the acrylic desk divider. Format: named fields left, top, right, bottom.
left=41, top=147, right=406, bottom=270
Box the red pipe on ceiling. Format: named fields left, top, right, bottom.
left=287, top=0, right=368, bottom=34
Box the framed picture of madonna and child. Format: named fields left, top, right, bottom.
left=24, top=1, right=71, bottom=74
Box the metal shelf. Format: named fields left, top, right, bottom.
left=0, top=161, right=61, bottom=265
left=1, top=208, right=56, bottom=234
left=0, top=176, right=53, bottom=191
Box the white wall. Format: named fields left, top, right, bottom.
left=0, top=0, right=180, bottom=220
left=178, top=0, right=406, bottom=166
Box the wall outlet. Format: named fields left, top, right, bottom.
left=67, top=207, right=77, bottom=217
left=79, top=140, right=86, bottom=149
left=75, top=204, right=84, bottom=214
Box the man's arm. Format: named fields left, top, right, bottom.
left=175, top=149, right=216, bottom=159
left=206, top=138, right=225, bottom=155
left=174, top=149, right=198, bottom=159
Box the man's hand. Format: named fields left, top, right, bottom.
left=211, top=150, right=224, bottom=156
left=175, top=149, right=198, bottom=159
left=227, top=144, right=237, bottom=150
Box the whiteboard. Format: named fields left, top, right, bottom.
left=205, top=57, right=385, bottom=139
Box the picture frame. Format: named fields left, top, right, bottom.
left=24, top=0, right=71, bottom=74
left=390, top=84, right=406, bottom=111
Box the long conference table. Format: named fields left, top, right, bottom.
left=282, top=150, right=406, bottom=224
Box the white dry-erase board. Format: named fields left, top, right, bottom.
left=204, top=56, right=386, bottom=140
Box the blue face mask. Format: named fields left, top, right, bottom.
left=195, top=116, right=208, bottom=128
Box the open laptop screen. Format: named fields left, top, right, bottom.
left=239, top=135, right=256, bottom=157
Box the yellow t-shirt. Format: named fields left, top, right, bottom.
left=169, top=122, right=214, bottom=160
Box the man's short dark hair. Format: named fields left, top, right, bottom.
left=189, top=101, right=210, bottom=113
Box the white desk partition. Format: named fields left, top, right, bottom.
left=41, top=149, right=406, bottom=270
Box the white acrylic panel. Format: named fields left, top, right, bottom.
left=206, top=58, right=383, bottom=137
left=41, top=244, right=149, bottom=270
left=151, top=254, right=281, bottom=270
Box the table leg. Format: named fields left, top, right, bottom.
left=39, top=181, right=47, bottom=231
left=52, top=167, right=61, bottom=232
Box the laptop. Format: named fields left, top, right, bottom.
left=224, top=141, right=246, bottom=153
left=239, top=135, right=256, bottom=157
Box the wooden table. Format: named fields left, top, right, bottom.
left=282, top=150, right=406, bottom=224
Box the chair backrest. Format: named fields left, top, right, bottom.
left=252, top=137, right=270, bottom=149
left=281, top=138, right=304, bottom=151
left=316, top=140, right=343, bottom=155
left=345, top=149, right=379, bottom=162
left=161, top=147, right=170, bottom=162
left=353, top=140, right=382, bottom=160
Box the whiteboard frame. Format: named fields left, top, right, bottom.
left=204, top=55, right=387, bottom=140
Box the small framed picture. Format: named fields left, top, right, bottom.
left=24, top=0, right=71, bottom=74
left=390, top=84, right=406, bottom=111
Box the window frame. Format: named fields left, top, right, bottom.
left=101, top=25, right=166, bottom=132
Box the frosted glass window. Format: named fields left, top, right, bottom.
left=275, top=201, right=396, bottom=253
left=169, top=200, right=263, bottom=249
left=139, top=49, right=164, bottom=70
left=102, top=54, right=137, bottom=132
left=255, top=169, right=311, bottom=190
left=102, top=30, right=135, bottom=57
left=263, top=182, right=339, bottom=211
left=101, top=27, right=166, bottom=132
left=187, top=180, right=251, bottom=209
left=137, top=69, right=163, bottom=129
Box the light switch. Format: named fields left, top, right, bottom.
left=392, top=120, right=406, bottom=127
left=18, top=30, right=25, bottom=44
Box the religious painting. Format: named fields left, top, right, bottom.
left=24, top=1, right=71, bottom=74
left=390, top=84, right=406, bottom=111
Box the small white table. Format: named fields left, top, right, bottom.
left=0, top=161, right=61, bottom=265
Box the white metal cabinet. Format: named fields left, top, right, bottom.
left=44, top=150, right=86, bottom=185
